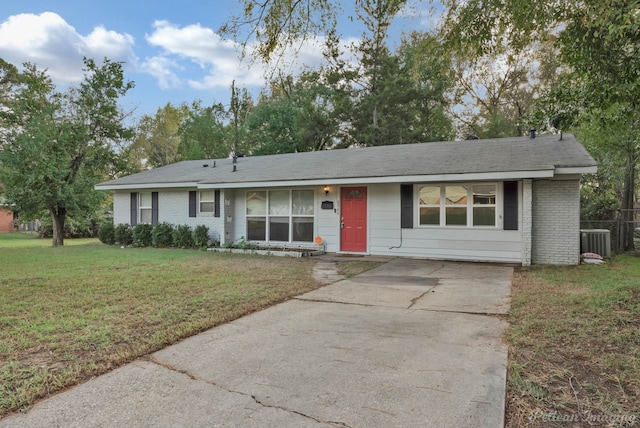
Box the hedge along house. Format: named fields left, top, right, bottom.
left=95, top=133, right=596, bottom=265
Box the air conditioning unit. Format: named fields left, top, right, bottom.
left=580, top=229, right=611, bottom=258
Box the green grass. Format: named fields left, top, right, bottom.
left=506, top=256, right=640, bottom=426
left=0, top=238, right=383, bottom=417
left=0, top=233, right=98, bottom=248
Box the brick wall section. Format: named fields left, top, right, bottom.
left=532, top=179, right=580, bottom=265
left=521, top=179, right=532, bottom=266
left=113, top=192, right=130, bottom=225
left=112, top=190, right=224, bottom=243
left=0, top=208, right=14, bottom=232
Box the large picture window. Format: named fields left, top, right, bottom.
left=246, top=189, right=314, bottom=242
left=418, top=183, right=497, bottom=227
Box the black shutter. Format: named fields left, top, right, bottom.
left=189, top=191, right=197, bottom=218
left=151, top=192, right=159, bottom=225
left=130, top=192, right=138, bottom=225
left=400, top=184, right=413, bottom=229
left=503, top=181, right=518, bottom=230
left=214, top=190, right=221, bottom=218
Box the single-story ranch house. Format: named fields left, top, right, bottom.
left=96, top=133, right=597, bottom=265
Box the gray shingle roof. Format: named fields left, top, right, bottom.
left=96, top=133, right=596, bottom=189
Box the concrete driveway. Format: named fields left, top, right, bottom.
left=1, top=258, right=512, bottom=428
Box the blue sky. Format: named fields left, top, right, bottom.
left=0, top=1, right=435, bottom=121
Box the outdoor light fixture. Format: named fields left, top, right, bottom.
left=324, top=186, right=330, bottom=195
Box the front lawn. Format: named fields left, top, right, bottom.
left=0, top=240, right=377, bottom=417
left=506, top=256, right=640, bottom=427
left=0, top=232, right=98, bottom=248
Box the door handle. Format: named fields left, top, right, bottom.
left=340, top=222, right=344, bottom=229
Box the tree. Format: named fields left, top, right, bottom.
left=0, top=58, right=134, bottom=246
left=178, top=100, right=229, bottom=160
left=450, top=46, right=542, bottom=139
left=220, top=0, right=341, bottom=62
left=227, top=80, right=254, bottom=155
left=243, top=70, right=347, bottom=154
left=366, top=31, right=453, bottom=144
left=244, top=79, right=300, bottom=155
left=132, top=103, right=188, bottom=168
left=292, top=70, right=344, bottom=151
left=441, top=0, right=640, bottom=250
left=340, top=3, right=453, bottom=147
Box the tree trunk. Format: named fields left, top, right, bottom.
left=50, top=207, right=66, bottom=247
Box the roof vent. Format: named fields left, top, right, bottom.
left=202, top=164, right=208, bottom=167
left=232, top=165, right=237, bottom=172
left=212, top=161, right=216, bottom=168
left=465, top=135, right=479, bottom=140
left=529, top=129, right=536, bottom=139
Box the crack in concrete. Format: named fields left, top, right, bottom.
left=145, top=356, right=351, bottom=428
left=250, top=394, right=352, bottom=428
left=407, top=288, right=434, bottom=309
left=413, top=308, right=508, bottom=318
left=294, top=297, right=376, bottom=308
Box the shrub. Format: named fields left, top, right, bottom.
left=193, top=225, right=210, bottom=250
left=39, top=215, right=100, bottom=239
left=152, top=222, right=174, bottom=247
left=114, top=223, right=133, bottom=246
left=173, top=224, right=194, bottom=249
left=98, top=222, right=116, bottom=245
left=133, top=223, right=153, bottom=247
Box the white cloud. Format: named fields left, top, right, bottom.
left=0, top=12, right=137, bottom=83
left=142, top=20, right=355, bottom=91
left=140, top=56, right=183, bottom=90
left=143, top=20, right=264, bottom=89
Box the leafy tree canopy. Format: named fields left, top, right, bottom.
left=0, top=58, right=134, bottom=246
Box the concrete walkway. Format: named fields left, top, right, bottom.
left=1, top=258, right=512, bottom=428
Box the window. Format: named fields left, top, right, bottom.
left=418, top=183, right=497, bottom=227
left=246, top=191, right=267, bottom=240
left=472, top=184, right=496, bottom=226
left=199, top=191, right=215, bottom=213
left=419, top=186, right=440, bottom=225
left=445, top=185, right=467, bottom=226
left=139, top=192, right=152, bottom=224
left=246, top=189, right=315, bottom=242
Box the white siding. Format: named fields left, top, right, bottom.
left=231, top=183, right=523, bottom=262
left=367, top=183, right=523, bottom=263
left=112, top=179, right=578, bottom=265
left=222, top=189, right=235, bottom=244
left=112, top=189, right=224, bottom=243
left=316, top=186, right=340, bottom=252
left=233, top=191, right=246, bottom=243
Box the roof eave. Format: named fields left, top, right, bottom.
left=554, top=166, right=597, bottom=175
left=198, top=170, right=556, bottom=189
left=94, top=182, right=199, bottom=191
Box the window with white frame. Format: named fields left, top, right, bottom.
left=418, top=184, right=497, bottom=227
left=246, top=189, right=314, bottom=242
left=199, top=190, right=215, bottom=213
left=139, top=192, right=152, bottom=224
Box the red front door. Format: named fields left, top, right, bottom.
left=341, top=187, right=367, bottom=252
